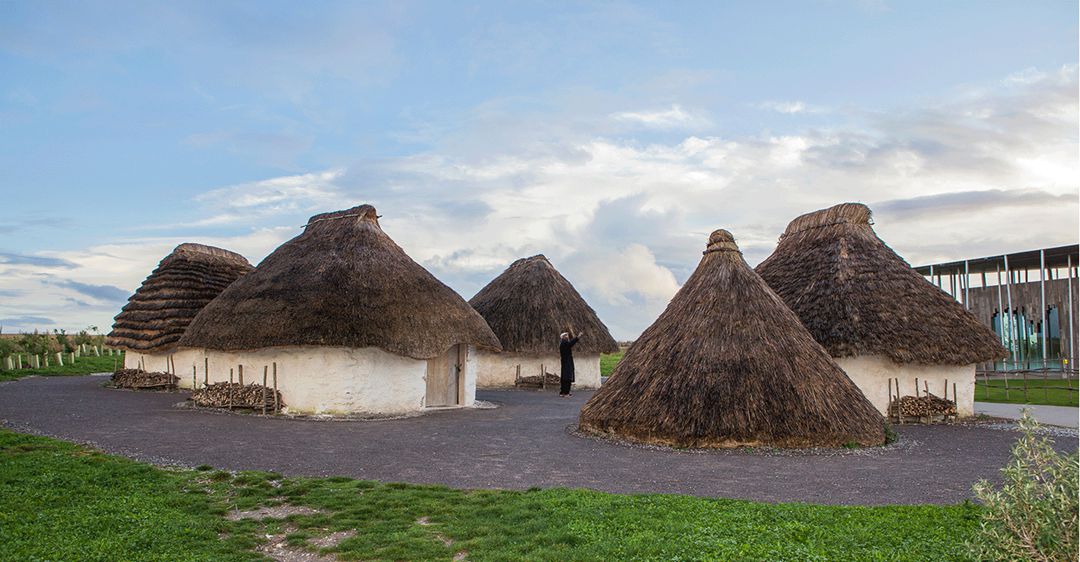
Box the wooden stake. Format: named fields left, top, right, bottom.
left=262, top=366, right=268, bottom=415
left=944, top=379, right=948, bottom=401
left=953, top=383, right=958, bottom=410
left=923, top=380, right=928, bottom=397
left=193, top=366, right=197, bottom=390
left=914, top=377, right=918, bottom=397
left=204, top=357, right=209, bottom=386
left=229, top=368, right=234, bottom=410
left=272, top=362, right=279, bottom=413
left=238, top=364, right=243, bottom=386
left=541, top=363, right=545, bottom=390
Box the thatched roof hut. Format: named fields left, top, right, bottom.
left=579, top=230, right=886, bottom=448
left=106, top=243, right=252, bottom=353
left=754, top=203, right=1005, bottom=365
left=179, top=204, right=499, bottom=358
left=469, top=255, right=618, bottom=355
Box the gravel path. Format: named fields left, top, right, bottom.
left=1, top=375, right=1074, bottom=506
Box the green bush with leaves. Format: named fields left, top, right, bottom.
left=969, top=413, right=1079, bottom=562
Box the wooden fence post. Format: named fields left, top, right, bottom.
left=272, top=362, right=279, bottom=414
left=262, top=366, right=268, bottom=415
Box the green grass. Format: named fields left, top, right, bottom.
left=0, top=353, right=123, bottom=381
left=974, top=378, right=1078, bottom=407
left=600, top=350, right=624, bottom=377
left=0, top=428, right=984, bottom=561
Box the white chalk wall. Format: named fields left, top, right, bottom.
left=474, top=350, right=602, bottom=389
left=124, top=351, right=174, bottom=372
left=155, top=345, right=477, bottom=416
left=835, top=355, right=976, bottom=417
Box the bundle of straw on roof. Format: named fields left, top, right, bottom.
left=106, top=243, right=253, bottom=352
left=469, top=255, right=618, bottom=354
left=755, top=203, right=1005, bottom=365
left=178, top=204, right=500, bottom=359
left=579, top=230, right=886, bottom=449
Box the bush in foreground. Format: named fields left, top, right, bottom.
left=969, top=413, right=1079, bottom=562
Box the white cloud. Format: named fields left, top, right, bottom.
left=190, top=169, right=344, bottom=227
left=757, top=100, right=827, bottom=114
left=611, top=104, right=711, bottom=128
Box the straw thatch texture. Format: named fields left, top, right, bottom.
left=579, top=230, right=886, bottom=448
left=469, top=255, right=618, bottom=354
left=178, top=204, right=500, bottom=359
left=755, top=203, right=1006, bottom=365
left=106, top=244, right=253, bottom=352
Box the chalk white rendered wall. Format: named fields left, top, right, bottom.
left=474, top=350, right=602, bottom=389
left=835, top=355, right=976, bottom=417
left=164, top=345, right=477, bottom=416
left=124, top=351, right=174, bottom=372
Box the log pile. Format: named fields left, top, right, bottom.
left=888, top=394, right=957, bottom=421
left=190, top=382, right=282, bottom=411
left=516, top=372, right=561, bottom=388
left=111, top=369, right=178, bottom=389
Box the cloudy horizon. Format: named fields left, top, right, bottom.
left=1, top=1, right=1077, bottom=339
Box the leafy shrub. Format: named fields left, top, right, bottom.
left=969, top=413, right=1079, bottom=562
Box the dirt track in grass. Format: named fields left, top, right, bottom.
left=1, top=374, right=1074, bottom=505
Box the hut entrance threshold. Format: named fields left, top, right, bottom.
left=425, top=344, right=466, bottom=408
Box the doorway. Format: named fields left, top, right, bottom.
left=426, top=344, right=466, bottom=407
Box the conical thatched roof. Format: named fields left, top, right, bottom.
left=579, top=230, right=886, bottom=449
left=468, top=255, right=618, bottom=355
left=755, top=203, right=1006, bottom=365
left=107, top=243, right=253, bottom=353
left=178, top=204, right=500, bottom=359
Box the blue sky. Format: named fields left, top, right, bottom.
left=1, top=1, right=1077, bottom=338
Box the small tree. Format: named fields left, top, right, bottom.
left=969, top=413, right=1079, bottom=562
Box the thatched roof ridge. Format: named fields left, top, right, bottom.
left=756, top=202, right=1006, bottom=365
left=468, top=254, right=618, bottom=354
left=178, top=204, right=500, bottom=359
left=107, top=243, right=253, bottom=352
left=579, top=229, right=886, bottom=449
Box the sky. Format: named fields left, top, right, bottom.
left=0, top=0, right=1077, bottom=340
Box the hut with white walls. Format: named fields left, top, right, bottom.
left=468, top=255, right=619, bottom=389
left=106, top=243, right=253, bottom=372
left=755, top=203, right=1006, bottom=417
left=177, top=204, right=500, bottom=416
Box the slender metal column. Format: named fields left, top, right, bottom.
left=929, top=264, right=934, bottom=284
left=1040, top=250, right=1047, bottom=369
left=1004, top=254, right=1016, bottom=369
left=964, top=260, right=970, bottom=310
left=1068, top=255, right=1075, bottom=373
left=996, top=263, right=1006, bottom=351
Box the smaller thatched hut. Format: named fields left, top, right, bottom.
left=755, top=203, right=1007, bottom=416
left=579, top=230, right=886, bottom=449
left=468, top=255, right=618, bottom=389
left=177, top=204, right=501, bottom=416
left=107, top=243, right=253, bottom=373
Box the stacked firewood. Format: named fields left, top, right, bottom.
left=516, top=372, right=561, bottom=388
left=888, top=394, right=957, bottom=419
left=111, top=369, right=179, bottom=389
left=190, top=382, right=282, bottom=410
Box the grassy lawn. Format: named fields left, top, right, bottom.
left=600, top=350, right=624, bottom=377
left=0, top=354, right=123, bottom=382
left=974, top=378, right=1078, bottom=407
left=0, top=428, right=983, bottom=561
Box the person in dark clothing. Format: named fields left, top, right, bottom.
left=559, top=331, right=581, bottom=397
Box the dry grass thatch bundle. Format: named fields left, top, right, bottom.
left=107, top=243, right=253, bottom=352
left=178, top=204, right=500, bottom=359
left=755, top=203, right=1005, bottom=365
left=111, top=368, right=179, bottom=389
left=579, top=230, right=886, bottom=449
left=469, top=255, right=618, bottom=354
left=190, top=382, right=283, bottom=410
